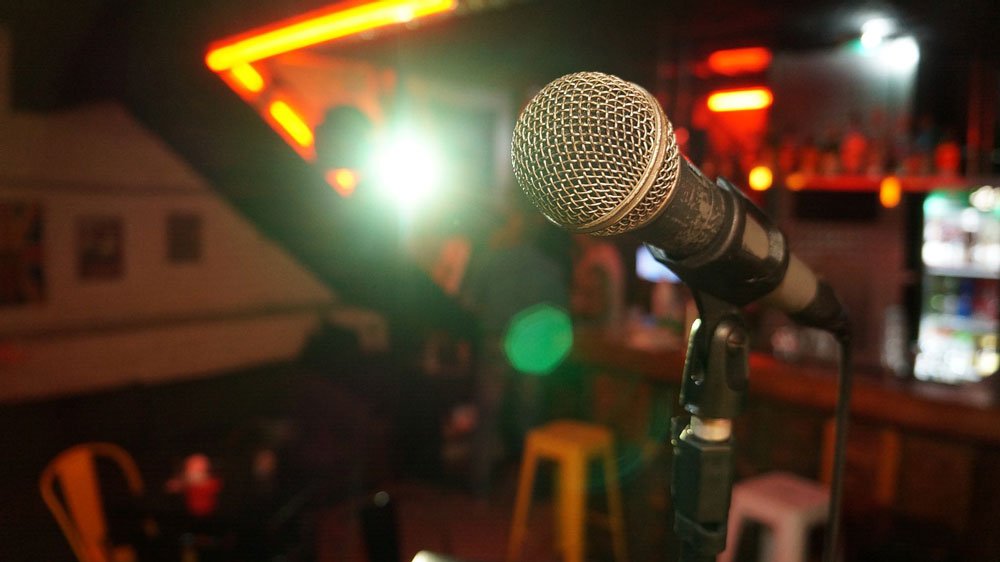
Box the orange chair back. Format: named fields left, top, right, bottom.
left=39, top=443, right=144, bottom=562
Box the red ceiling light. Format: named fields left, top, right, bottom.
left=707, top=88, right=774, bottom=112
left=707, top=47, right=773, bottom=76
left=205, top=0, right=457, bottom=71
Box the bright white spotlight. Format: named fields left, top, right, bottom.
left=373, top=130, right=442, bottom=207
left=880, top=36, right=920, bottom=71
left=860, top=17, right=893, bottom=50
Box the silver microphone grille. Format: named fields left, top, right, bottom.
left=511, top=71, right=681, bottom=236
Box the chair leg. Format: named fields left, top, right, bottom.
left=772, top=520, right=808, bottom=562
left=717, top=505, right=744, bottom=562
left=560, top=452, right=586, bottom=562
left=603, top=449, right=628, bottom=562
left=507, top=444, right=538, bottom=562
left=554, top=464, right=565, bottom=555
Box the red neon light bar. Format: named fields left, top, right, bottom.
left=707, top=47, right=772, bottom=76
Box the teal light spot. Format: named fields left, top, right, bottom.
left=503, top=304, right=573, bottom=376
left=846, top=37, right=867, bottom=55
left=923, top=191, right=958, bottom=217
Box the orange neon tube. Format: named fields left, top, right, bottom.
left=206, top=0, right=457, bottom=71
left=230, top=63, right=265, bottom=93
left=269, top=101, right=314, bottom=147
left=707, top=88, right=774, bottom=112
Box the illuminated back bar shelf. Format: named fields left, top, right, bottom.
left=783, top=174, right=998, bottom=193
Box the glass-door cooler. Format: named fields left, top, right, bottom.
left=914, top=186, right=1000, bottom=383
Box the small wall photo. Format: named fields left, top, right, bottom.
left=77, top=215, right=123, bottom=280
left=0, top=200, right=45, bottom=305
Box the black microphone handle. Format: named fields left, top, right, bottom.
left=639, top=159, right=847, bottom=336
left=790, top=280, right=851, bottom=343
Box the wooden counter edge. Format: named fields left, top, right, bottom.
left=573, top=330, right=1000, bottom=445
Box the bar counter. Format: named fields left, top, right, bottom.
left=573, top=328, right=1000, bottom=559
left=574, top=328, right=1000, bottom=444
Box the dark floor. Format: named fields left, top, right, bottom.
left=316, top=476, right=563, bottom=562
left=3, top=357, right=677, bottom=562
left=315, top=455, right=673, bottom=562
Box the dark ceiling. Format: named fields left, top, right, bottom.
left=5, top=0, right=998, bottom=111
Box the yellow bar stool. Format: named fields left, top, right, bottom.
left=506, top=420, right=627, bottom=562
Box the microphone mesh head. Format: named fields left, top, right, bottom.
left=511, top=71, right=680, bottom=235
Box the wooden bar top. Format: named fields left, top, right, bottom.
left=573, top=329, right=1000, bottom=445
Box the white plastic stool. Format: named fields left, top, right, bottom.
left=718, top=472, right=829, bottom=562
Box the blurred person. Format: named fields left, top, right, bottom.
left=408, top=199, right=475, bottom=297
left=460, top=187, right=571, bottom=497
left=432, top=236, right=472, bottom=296
left=571, top=234, right=626, bottom=331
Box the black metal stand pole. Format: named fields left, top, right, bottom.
left=671, top=291, right=749, bottom=562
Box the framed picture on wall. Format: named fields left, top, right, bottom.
left=77, top=215, right=123, bottom=280
left=167, top=212, right=202, bottom=263
left=0, top=200, right=45, bottom=305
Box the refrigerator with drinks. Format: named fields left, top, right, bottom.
left=914, top=186, right=1000, bottom=383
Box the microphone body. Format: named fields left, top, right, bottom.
left=639, top=154, right=845, bottom=335
left=511, top=72, right=848, bottom=338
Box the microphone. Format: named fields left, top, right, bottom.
left=511, top=71, right=848, bottom=340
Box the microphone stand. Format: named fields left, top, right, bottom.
left=672, top=290, right=748, bottom=562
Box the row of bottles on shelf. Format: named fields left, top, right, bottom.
left=914, top=322, right=998, bottom=382
left=917, top=275, right=998, bottom=382
left=923, top=276, right=999, bottom=323
left=917, top=271, right=998, bottom=383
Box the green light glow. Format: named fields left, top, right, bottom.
left=923, top=190, right=959, bottom=217
left=503, top=303, right=573, bottom=376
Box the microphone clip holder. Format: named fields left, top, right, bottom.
left=671, top=290, right=748, bottom=562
